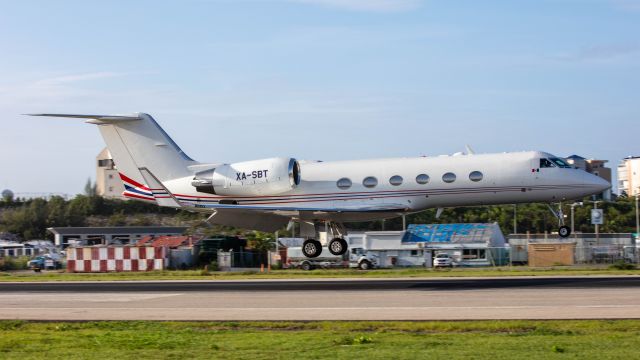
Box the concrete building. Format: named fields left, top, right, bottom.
left=0, top=240, right=56, bottom=258
left=47, top=226, right=188, bottom=248
left=96, top=148, right=125, bottom=199
left=618, top=156, right=640, bottom=196
left=508, top=233, right=636, bottom=264
left=565, top=155, right=612, bottom=200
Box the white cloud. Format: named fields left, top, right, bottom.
left=289, top=0, right=424, bottom=12
left=611, top=0, right=640, bottom=11
left=34, top=72, right=123, bottom=87
left=553, top=43, right=640, bottom=62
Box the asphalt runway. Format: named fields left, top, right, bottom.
left=1, top=276, right=639, bottom=321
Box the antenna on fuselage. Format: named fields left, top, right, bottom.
left=465, top=145, right=475, bottom=155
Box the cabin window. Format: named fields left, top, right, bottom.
left=416, top=174, right=430, bottom=184
left=363, top=176, right=378, bottom=188
left=469, top=171, right=483, bottom=182
left=540, top=158, right=556, bottom=168
left=442, top=172, right=456, bottom=183
left=389, top=175, right=403, bottom=186
left=550, top=158, right=572, bottom=168
left=336, top=178, right=352, bottom=190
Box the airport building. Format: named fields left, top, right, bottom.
left=96, top=148, right=125, bottom=199
left=47, top=226, right=188, bottom=248
left=347, top=223, right=508, bottom=268
left=617, top=156, right=640, bottom=196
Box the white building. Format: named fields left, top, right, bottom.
left=565, top=155, right=612, bottom=200
left=617, top=156, right=640, bottom=196
left=96, top=148, right=125, bottom=199
left=347, top=223, right=507, bottom=268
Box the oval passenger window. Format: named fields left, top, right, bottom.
left=442, top=173, right=456, bottom=183
left=337, top=178, right=352, bottom=190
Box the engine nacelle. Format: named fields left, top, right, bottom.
left=191, top=157, right=301, bottom=196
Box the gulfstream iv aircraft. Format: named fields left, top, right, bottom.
left=32, top=113, right=610, bottom=258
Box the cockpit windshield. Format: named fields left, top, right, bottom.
left=550, top=158, right=571, bottom=168
left=540, top=158, right=571, bottom=169
left=540, top=158, right=555, bottom=168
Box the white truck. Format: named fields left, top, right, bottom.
left=348, top=247, right=379, bottom=270
left=286, top=247, right=346, bottom=271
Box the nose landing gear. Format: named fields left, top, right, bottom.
left=547, top=203, right=572, bottom=238
left=558, top=225, right=571, bottom=238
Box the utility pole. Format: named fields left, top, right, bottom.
left=589, top=199, right=602, bottom=245
left=570, top=202, right=583, bottom=238
left=513, top=204, right=517, bottom=234
left=635, top=192, right=639, bottom=243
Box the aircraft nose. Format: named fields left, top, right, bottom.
left=585, top=173, right=611, bottom=193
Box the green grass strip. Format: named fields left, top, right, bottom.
left=1, top=320, right=639, bottom=359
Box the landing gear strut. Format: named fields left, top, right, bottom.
left=328, top=237, right=348, bottom=256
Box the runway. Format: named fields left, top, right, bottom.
left=1, top=276, right=639, bottom=321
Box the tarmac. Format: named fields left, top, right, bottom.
left=1, top=276, right=640, bottom=321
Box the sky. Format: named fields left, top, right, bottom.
left=0, top=0, right=638, bottom=196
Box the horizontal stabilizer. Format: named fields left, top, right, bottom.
left=27, top=113, right=141, bottom=124
left=138, top=167, right=182, bottom=208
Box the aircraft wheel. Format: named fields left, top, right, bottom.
left=328, top=238, right=348, bottom=256
left=302, top=239, right=322, bottom=258
left=558, top=226, right=571, bottom=238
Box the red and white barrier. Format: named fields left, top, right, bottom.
left=66, top=246, right=167, bottom=273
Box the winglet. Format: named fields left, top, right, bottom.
left=138, top=167, right=182, bottom=208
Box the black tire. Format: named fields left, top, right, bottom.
left=559, top=226, right=571, bottom=238
left=301, top=261, right=312, bottom=271
left=302, top=239, right=322, bottom=258
left=359, top=260, right=371, bottom=270
left=328, top=238, right=348, bottom=256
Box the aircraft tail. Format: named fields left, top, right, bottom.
left=29, top=113, right=196, bottom=190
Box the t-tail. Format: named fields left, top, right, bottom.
left=28, top=113, right=196, bottom=200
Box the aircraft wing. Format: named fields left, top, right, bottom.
left=202, top=204, right=407, bottom=232
left=205, top=208, right=291, bottom=232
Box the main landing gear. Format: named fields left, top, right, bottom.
left=301, top=237, right=348, bottom=258
left=302, top=239, right=322, bottom=258
left=328, top=238, right=348, bottom=256
left=299, top=221, right=349, bottom=258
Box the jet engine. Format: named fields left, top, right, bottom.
left=191, top=157, right=301, bottom=196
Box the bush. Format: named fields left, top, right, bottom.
left=333, top=335, right=373, bottom=346
left=209, top=260, right=218, bottom=271
left=0, top=256, right=30, bottom=271
left=609, top=260, right=636, bottom=270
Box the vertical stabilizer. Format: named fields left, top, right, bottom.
left=29, top=113, right=197, bottom=187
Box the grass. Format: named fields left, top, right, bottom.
left=0, top=266, right=639, bottom=282
left=1, top=320, right=639, bottom=359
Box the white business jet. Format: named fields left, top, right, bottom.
left=30, top=113, right=610, bottom=258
